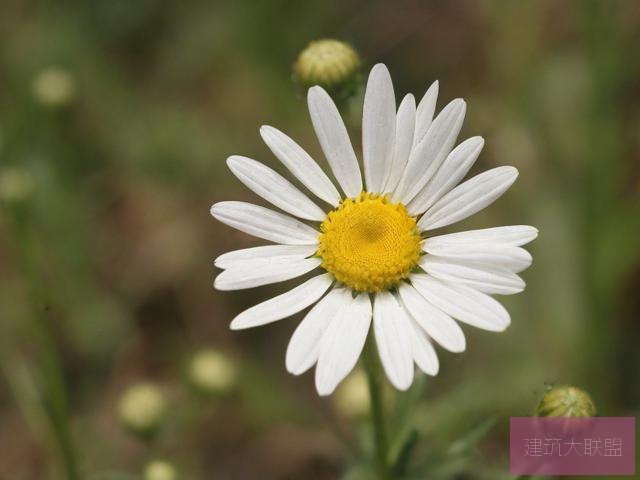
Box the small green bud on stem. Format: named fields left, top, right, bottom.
left=537, top=384, right=596, bottom=418
left=293, top=39, right=361, bottom=103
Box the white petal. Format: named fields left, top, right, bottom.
left=215, top=248, right=317, bottom=271
left=398, top=283, right=466, bottom=353
left=229, top=273, right=333, bottom=329
left=315, top=293, right=372, bottom=396
left=411, top=274, right=510, bottom=332
left=418, top=166, right=519, bottom=231
left=211, top=201, right=319, bottom=245
left=286, top=288, right=351, bottom=375
left=260, top=125, right=341, bottom=206
left=362, top=64, right=396, bottom=193
left=227, top=156, right=326, bottom=221
left=393, top=99, right=466, bottom=204
left=407, top=136, right=484, bottom=216
left=215, top=257, right=321, bottom=291
left=384, top=94, right=416, bottom=193
left=413, top=80, right=439, bottom=147
left=421, top=243, right=532, bottom=273
left=423, top=225, right=539, bottom=248
left=373, top=292, right=414, bottom=391
left=215, top=244, right=318, bottom=269
left=419, top=256, right=525, bottom=295
left=456, top=284, right=512, bottom=329
left=409, top=319, right=439, bottom=376
left=308, top=86, right=362, bottom=198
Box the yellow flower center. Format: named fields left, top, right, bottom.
left=318, top=192, right=422, bottom=293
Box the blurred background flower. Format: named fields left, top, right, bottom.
left=118, top=382, right=167, bottom=438
left=0, top=0, right=638, bottom=479
left=32, top=67, right=76, bottom=108
left=333, top=369, right=370, bottom=419
left=187, top=348, right=237, bottom=396
left=0, top=167, right=35, bottom=203
left=144, top=459, right=178, bottom=480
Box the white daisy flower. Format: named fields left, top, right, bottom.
left=211, top=64, right=537, bottom=396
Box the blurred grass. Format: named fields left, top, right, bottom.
left=1, top=0, right=639, bottom=479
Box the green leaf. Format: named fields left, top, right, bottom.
left=392, top=428, right=419, bottom=477
left=447, top=417, right=497, bottom=456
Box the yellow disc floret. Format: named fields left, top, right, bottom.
left=318, top=192, right=422, bottom=293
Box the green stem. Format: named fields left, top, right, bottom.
left=6, top=205, right=79, bottom=480
left=362, top=333, right=392, bottom=480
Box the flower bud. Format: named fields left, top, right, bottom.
left=188, top=348, right=237, bottom=396
left=333, top=369, right=369, bottom=418
left=32, top=67, right=75, bottom=108
left=144, top=460, right=177, bottom=480
left=0, top=168, right=35, bottom=203
left=537, top=385, right=596, bottom=418
left=293, top=39, right=361, bottom=102
left=118, top=382, right=167, bottom=437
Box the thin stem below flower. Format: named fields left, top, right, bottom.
left=362, top=332, right=392, bottom=480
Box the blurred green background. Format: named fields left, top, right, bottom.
left=0, top=0, right=639, bottom=479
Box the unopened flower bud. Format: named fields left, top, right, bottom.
left=188, top=348, right=237, bottom=396
left=144, top=460, right=177, bottom=480
left=293, top=39, right=361, bottom=102
left=333, top=369, right=369, bottom=418
left=0, top=168, right=35, bottom=203
left=537, top=385, right=596, bottom=418
left=118, top=382, right=167, bottom=437
left=32, top=67, right=75, bottom=108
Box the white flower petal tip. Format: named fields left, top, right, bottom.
left=285, top=288, right=350, bottom=375
left=418, top=166, right=519, bottom=231
left=226, top=155, right=326, bottom=221
left=363, top=63, right=396, bottom=192
left=411, top=274, right=511, bottom=332
left=210, top=201, right=319, bottom=245
left=398, top=283, right=466, bottom=353
left=424, top=225, right=539, bottom=249
left=315, top=293, right=372, bottom=396
left=420, top=243, right=533, bottom=273
left=530, top=227, right=539, bottom=240
left=373, top=292, right=414, bottom=391
left=229, top=273, right=333, bottom=330
left=409, top=320, right=440, bottom=376
left=407, top=136, right=485, bottom=216
left=393, top=98, right=467, bottom=205
left=259, top=125, right=341, bottom=206
left=307, top=86, right=362, bottom=198
left=414, top=80, right=439, bottom=147
left=383, top=93, right=416, bottom=193
left=419, top=255, right=526, bottom=295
